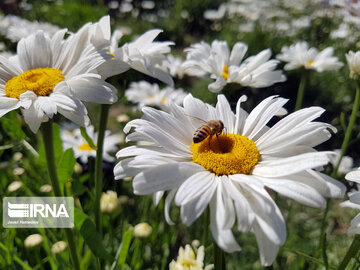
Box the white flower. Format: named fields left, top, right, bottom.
left=100, top=190, right=121, bottom=214
left=169, top=245, right=213, bottom=270
left=346, top=50, right=360, bottom=79
left=340, top=169, right=360, bottom=234
left=160, top=54, right=205, bottom=79
left=329, top=149, right=354, bottom=174
left=24, top=234, right=43, bottom=249
left=13, top=167, right=25, bottom=176
left=276, top=41, right=343, bottom=72
left=40, top=184, right=52, bottom=193
left=133, top=222, right=153, bottom=238
left=0, top=15, right=60, bottom=42
left=51, top=241, right=67, bottom=254
left=110, top=29, right=174, bottom=85
left=114, top=94, right=345, bottom=266
left=182, top=40, right=286, bottom=92
left=0, top=16, right=118, bottom=133
left=7, top=181, right=22, bottom=192
left=203, top=4, right=227, bottom=21
left=61, top=125, right=123, bottom=163
left=125, top=81, right=187, bottom=111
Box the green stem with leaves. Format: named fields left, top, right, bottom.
left=94, top=104, right=110, bottom=235
left=41, top=121, right=80, bottom=270
left=295, top=71, right=307, bottom=111
left=338, top=235, right=360, bottom=270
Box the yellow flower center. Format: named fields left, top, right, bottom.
left=160, top=97, right=166, bottom=104
left=222, top=65, right=229, bottom=80
left=5, top=68, right=65, bottom=99
left=190, top=133, right=260, bottom=176
left=307, top=60, right=314, bottom=67
left=78, top=142, right=94, bottom=151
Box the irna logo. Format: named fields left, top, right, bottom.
left=3, top=197, right=74, bottom=228
left=8, top=202, right=69, bottom=218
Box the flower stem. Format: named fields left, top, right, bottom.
left=213, top=240, right=226, bottom=270
left=202, top=208, right=210, bottom=247
left=333, top=82, right=360, bottom=177
left=295, top=72, right=307, bottom=111
left=338, top=235, right=360, bottom=270
left=94, top=104, right=110, bottom=235
left=41, top=121, right=80, bottom=270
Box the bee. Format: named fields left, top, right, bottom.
left=193, top=120, right=224, bottom=143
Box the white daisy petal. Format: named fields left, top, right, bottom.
left=175, top=171, right=216, bottom=206
left=253, top=152, right=331, bottom=177
left=133, top=162, right=202, bottom=195
left=350, top=193, right=360, bottom=205
left=0, top=97, right=21, bottom=117
left=244, top=184, right=286, bottom=245
left=346, top=169, right=360, bottom=184
left=68, top=75, right=118, bottom=104
left=36, top=96, right=57, bottom=118
left=17, top=31, right=52, bottom=70
left=210, top=195, right=241, bottom=253
left=22, top=103, right=46, bottom=133
left=165, top=189, right=176, bottom=225
left=180, top=176, right=216, bottom=226
left=259, top=177, right=326, bottom=208
left=215, top=95, right=235, bottom=134
left=253, top=221, right=280, bottom=267
left=153, top=191, right=164, bottom=206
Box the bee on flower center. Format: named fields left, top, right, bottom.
left=193, top=120, right=224, bottom=144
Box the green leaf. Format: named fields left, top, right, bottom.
left=74, top=208, right=113, bottom=262
left=285, top=248, right=336, bottom=270
left=80, top=127, right=97, bottom=150
left=57, top=148, right=76, bottom=185
left=111, top=228, right=133, bottom=270
left=0, top=111, right=25, bottom=140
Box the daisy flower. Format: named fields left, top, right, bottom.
left=109, top=29, right=174, bottom=85
left=0, top=16, right=119, bottom=133
left=169, top=244, right=213, bottom=270
left=340, top=169, right=360, bottom=234
left=114, top=94, right=345, bottom=266
left=0, top=15, right=60, bottom=42
left=160, top=54, right=205, bottom=79
left=182, top=40, right=286, bottom=92
left=125, top=81, right=187, bottom=111
left=276, top=41, right=343, bottom=72
left=61, top=125, right=123, bottom=163
left=346, top=50, right=360, bottom=79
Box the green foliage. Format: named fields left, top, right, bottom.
left=25, top=1, right=107, bottom=31
left=74, top=208, right=114, bottom=262
left=57, top=148, right=76, bottom=186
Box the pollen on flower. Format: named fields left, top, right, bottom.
left=78, top=142, right=94, bottom=151
left=5, top=68, right=65, bottom=99
left=307, top=60, right=314, bottom=67
left=160, top=97, right=166, bottom=104
left=190, top=133, right=260, bottom=175
left=222, top=65, right=229, bottom=80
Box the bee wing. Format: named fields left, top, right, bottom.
left=184, top=114, right=207, bottom=124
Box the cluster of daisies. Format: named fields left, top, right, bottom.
left=3, top=13, right=360, bottom=268
left=203, top=0, right=360, bottom=45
